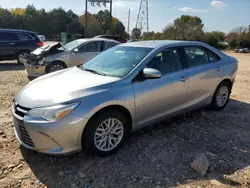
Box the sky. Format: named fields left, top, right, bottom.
left=1, top=0, right=250, bottom=34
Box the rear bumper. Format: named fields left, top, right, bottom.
left=25, top=64, right=46, bottom=78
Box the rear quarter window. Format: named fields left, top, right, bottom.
left=206, top=49, right=221, bottom=62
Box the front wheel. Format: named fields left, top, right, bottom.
left=82, top=110, right=129, bottom=157
left=46, top=61, right=67, bottom=73
left=210, top=82, right=231, bottom=111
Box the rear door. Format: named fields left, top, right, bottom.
left=0, top=32, right=19, bottom=58
left=183, top=46, right=223, bottom=109
left=17, top=32, right=39, bottom=51
left=69, top=41, right=102, bottom=66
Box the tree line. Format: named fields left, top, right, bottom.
left=1, top=6, right=249, bottom=49
left=0, top=5, right=128, bottom=39
left=132, top=15, right=250, bottom=49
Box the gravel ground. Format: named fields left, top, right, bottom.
left=0, top=52, right=250, bottom=188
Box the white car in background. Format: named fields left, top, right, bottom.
left=38, top=35, right=46, bottom=42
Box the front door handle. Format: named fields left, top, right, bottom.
left=179, top=77, right=188, bottom=82
left=8, top=43, right=15, bottom=45
left=215, top=66, right=221, bottom=72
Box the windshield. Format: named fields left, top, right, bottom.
left=82, top=46, right=152, bottom=77
left=64, top=40, right=83, bottom=51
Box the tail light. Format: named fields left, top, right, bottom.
left=37, top=41, right=43, bottom=47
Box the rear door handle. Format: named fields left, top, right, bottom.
left=8, top=43, right=16, bottom=45
left=179, top=77, right=188, bottom=82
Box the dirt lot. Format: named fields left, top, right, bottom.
left=0, top=52, right=250, bottom=188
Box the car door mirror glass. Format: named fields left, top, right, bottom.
left=143, top=68, right=162, bottom=79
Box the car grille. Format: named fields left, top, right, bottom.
left=12, top=102, right=34, bottom=147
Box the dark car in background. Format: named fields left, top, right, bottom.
left=0, top=29, right=43, bottom=64
left=94, top=35, right=127, bottom=43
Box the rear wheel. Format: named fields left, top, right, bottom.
left=47, top=61, right=67, bottom=73
left=210, top=81, right=231, bottom=111
left=17, top=52, right=29, bottom=64
left=82, top=110, right=129, bottom=157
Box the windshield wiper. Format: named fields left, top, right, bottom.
left=83, top=68, right=107, bottom=76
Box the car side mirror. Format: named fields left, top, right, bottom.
left=73, top=48, right=79, bottom=54
left=143, top=68, right=162, bottom=79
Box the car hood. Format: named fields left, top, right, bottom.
left=27, top=42, right=66, bottom=65
left=15, top=67, right=119, bottom=108
left=32, top=42, right=65, bottom=56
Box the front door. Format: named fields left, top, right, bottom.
left=183, top=46, right=223, bottom=108
left=69, top=41, right=102, bottom=66
left=132, top=47, right=190, bottom=127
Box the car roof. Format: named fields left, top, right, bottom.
left=95, top=35, right=123, bottom=38
left=0, top=29, right=36, bottom=34
left=76, top=38, right=121, bottom=43
left=121, top=40, right=204, bottom=48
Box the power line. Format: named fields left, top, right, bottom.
left=85, top=0, right=113, bottom=37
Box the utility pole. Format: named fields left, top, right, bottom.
left=85, top=0, right=88, bottom=37
left=110, top=0, right=113, bottom=31
left=136, top=0, right=149, bottom=33
left=127, top=9, right=130, bottom=36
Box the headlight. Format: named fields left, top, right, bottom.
left=27, top=102, right=79, bottom=121
left=37, top=58, right=46, bottom=65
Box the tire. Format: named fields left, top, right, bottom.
left=210, top=81, right=231, bottom=111
left=82, top=110, right=129, bottom=157
left=46, top=61, right=67, bottom=73
left=27, top=76, right=36, bottom=81
left=17, top=51, right=29, bottom=64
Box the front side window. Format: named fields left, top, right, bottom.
left=147, top=48, right=183, bottom=74
left=83, top=46, right=152, bottom=77
left=184, top=47, right=209, bottom=67
left=79, top=42, right=101, bottom=52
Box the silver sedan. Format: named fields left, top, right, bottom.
left=25, top=38, right=120, bottom=78
left=12, top=40, right=238, bottom=157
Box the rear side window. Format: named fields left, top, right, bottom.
left=79, top=42, right=101, bottom=52
left=184, top=47, right=209, bottom=67
left=0, top=32, right=19, bottom=41
left=103, top=42, right=118, bottom=51
left=18, top=33, right=33, bottom=41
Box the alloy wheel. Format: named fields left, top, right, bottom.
left=50, top=64, right=65, bottom=72
left=94, top=118, right=124, bottom=152
left=216, top=85, right=229, bottom=107
left=18, top=53, right=28, bottom=64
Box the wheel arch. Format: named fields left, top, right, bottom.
left=82, top=104, right=133, bottom=143
left=16, top=50, right=30, bottom=58
left=219, top=78, right=233, bottom=91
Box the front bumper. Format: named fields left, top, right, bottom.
left=25, top=64, right=46, bottom=78
left=12, top=103, right=89, bottom=155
